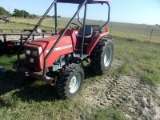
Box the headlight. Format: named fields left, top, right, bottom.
left=32, top=51, right=38, bottom=56
left=26, top=50, right=31, bottom=55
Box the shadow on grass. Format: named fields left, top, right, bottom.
left=83, top=66, right=102, bottom=78
left=0, top=70, right=58, bottom=103
left=12, top=66, right=96, bottom=102
left=0, top=65, right=100, bottom=103
left=0, top=71, right=26, bottom=96
left=0, top=97, right=12, bottom=107
left=0, top=52, right=15, bottom=57
left=0, top=47, right=20, bottom=56
left=0, top=71, right=28, bottom=107
left=12, top=84, right=57, bottom=102
left=0, top=72, right=58, bottom=102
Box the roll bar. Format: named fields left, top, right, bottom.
left=77, top=2, right=110, bottom=31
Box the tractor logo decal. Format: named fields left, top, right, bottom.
left=46, top=45, right=73, bottom=53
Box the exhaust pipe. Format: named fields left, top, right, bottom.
left=45, top=76, right=56, bottom=86
left=50, top=79, right=56, bottom=86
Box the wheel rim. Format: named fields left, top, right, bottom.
left=104, top=46, right=112, bottom=67
left=69, top=73, right=81, bottom=94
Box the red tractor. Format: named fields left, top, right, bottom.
left=13, top=0, right=114, bottom=98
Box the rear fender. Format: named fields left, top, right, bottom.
left=86, top=32, right=109, bottom=55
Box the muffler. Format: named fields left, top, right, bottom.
left=45, top=76, right=56, bottom=86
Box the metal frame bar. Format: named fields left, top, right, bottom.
left=43, top=0, right=87, bottom=75
left=100, top=2, right=110, bottom=30
left=57, top=0, right=110, bottom=4
left=80, top=3, right=87, bottom=58
left=54, top=2, right=58, bottom=35
left=77, top=2, right=110, bottom=31
left=78, top=13, right=83, bottom=26
left=77, top=5, right=83, bottom=26
left=17, top=0, right=56, bottom=65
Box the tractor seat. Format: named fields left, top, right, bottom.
left=77, top=25, right=93, bottom=38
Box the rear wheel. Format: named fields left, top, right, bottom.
left=56, top=63, right=84, bottom=99
left=91, top=37, right=114, bottom=74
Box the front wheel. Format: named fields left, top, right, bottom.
left=91, top=37, right=114, bottom=74
left=56, top=63, right=84, bottom=99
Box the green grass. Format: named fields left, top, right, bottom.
left=111, top=31, right=160, bottom=43
left=0, top=22, right=34, bottom=29
left=11, top=17, right=105, bottom=28
left=112, top=36, right=160, bottom=84
left=9, top=18, right=160, bottom=43
left=0, top=18, right=160, bottom=119
left=0, top=23, right=53, bottom=34
left=96, top=108, right=129, bottom=120
left=108, top=22, right=160, bottom=43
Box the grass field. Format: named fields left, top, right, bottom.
left=1, top=17, right=160, bottom=43
left=0, top=18, right=160, bottom=119
left=0, top=36, right=160, bottom=119
left=9, top=17, right=160, bottom=43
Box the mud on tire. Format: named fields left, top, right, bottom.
left=56, top=63, right=84, bottom=99
left=91, top=37, right=114, bottom=74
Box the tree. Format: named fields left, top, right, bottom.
left=29, top=14, right=37, bottom=18
left=0, top=6, right=10, bottom=16
left=13, top=9, right=29, bottom=18
left=52, top=15, right=61, bottom=18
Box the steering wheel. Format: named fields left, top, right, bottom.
left=70, top=23, right=81, bottom=30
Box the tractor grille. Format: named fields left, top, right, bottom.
left=25, top=47, right=40, bottom=69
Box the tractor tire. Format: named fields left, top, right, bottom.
left=56, top=63, right=84, bottom=99
left=91, top=37, right=114, bottom=74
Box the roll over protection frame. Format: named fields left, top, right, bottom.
left=16, top=0, right=111, bottom=76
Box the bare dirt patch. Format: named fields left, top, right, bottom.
left=80, top=75, right=160, bottom=120
left=78, top=60, right=160, bottom=120
left=112, top=59, right=126, bottom=69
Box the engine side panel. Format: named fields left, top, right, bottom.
left=58, top=29, right=77, bottom=51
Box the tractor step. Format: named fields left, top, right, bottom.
left=73, top=53, right=88, bottom=60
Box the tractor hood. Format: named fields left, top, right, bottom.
left=27, top=35, right=73, bottom=56
left=25, top=35, right=75, bottom=70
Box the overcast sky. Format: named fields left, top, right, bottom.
left=0, top=0, right=160, bottom=25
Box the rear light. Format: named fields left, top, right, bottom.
left=104, top=27, right=109, bottom=32
left=7, top=44, right=13, bottom=47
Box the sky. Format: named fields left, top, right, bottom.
left=0, top=0, right=160, bottom=25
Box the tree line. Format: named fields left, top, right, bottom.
left=0, top=6, right=37, bottom=18
left=13, top=9, right=37, bottom=18
left=0, top=6, right=61, bottom=19
left=0, top=6, right=11, bottom=16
